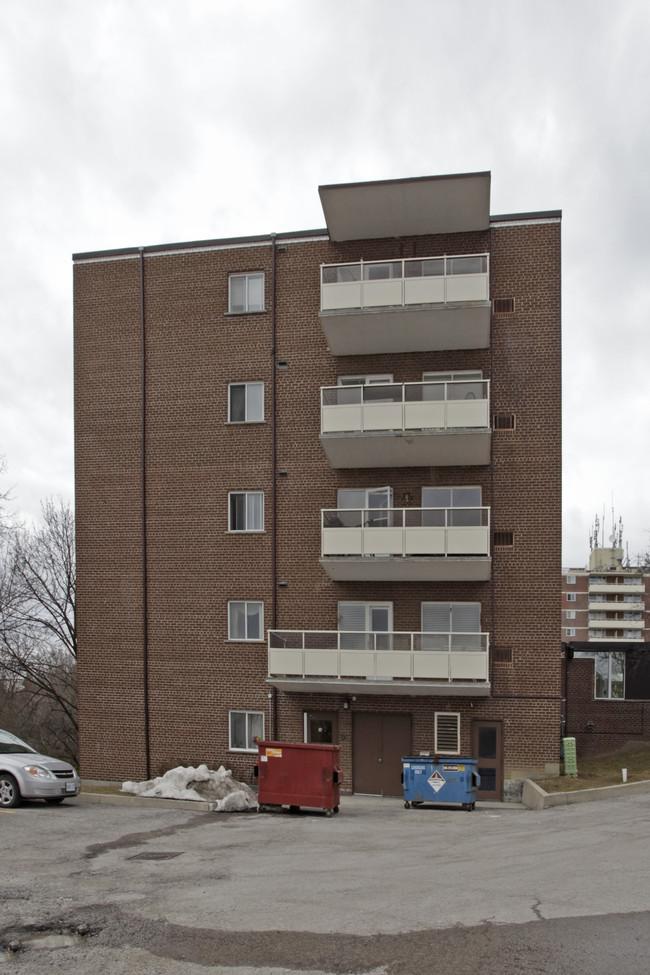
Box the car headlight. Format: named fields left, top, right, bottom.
left=23, top=765, right=55, bottom=779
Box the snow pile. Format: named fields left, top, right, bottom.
left=121, top=764, right=257, bottom=812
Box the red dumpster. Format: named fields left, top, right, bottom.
left=255, top=741, right=341, bottom=815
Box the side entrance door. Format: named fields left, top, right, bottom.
left=471, top=719, right=503, bottom=800
left=353, top=712, right=411, bottom=796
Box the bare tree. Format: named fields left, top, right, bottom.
left=0, top=499, right=77, bottom=764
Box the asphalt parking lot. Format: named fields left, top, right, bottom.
left=1, top=792, right=649, bottom=974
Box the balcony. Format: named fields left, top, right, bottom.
left=320, top=380, right=490, bottom=468
left=588, top=617, right=644, bottom=630
left=320, top=506, right=491, bottom=581
left=267, top=629, right=490, bottom=697
left=320, top=255, right=490, bottom=356
left=588, top=582, right=645, bottom=595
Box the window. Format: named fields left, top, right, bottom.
left=229, top=710, right=264, bottom=751
left=435, top=712, right=460, bottom=754
left=423, top=371, right=483, bottom=383
left=422, top=487, right=482, bottom=527
left=338, top=374, right=393, bottom=386
left=566, top=574, right=576, bottom=585
left=228, top=601, right=264, bottom=641
left=338, top=601, right=392, bottom=650
left=565, top=628, right=576, bottom=637
left=229, top=492, right=264, bottom=532
left=228, top=382, right=264, bottom=422
left=337, top=487, right=392, bottom=527
left=595, top=652, right=625, bottom=699
left=421, top=602, right=482, bottom=650
left=567, top=593, right=577, bottom=602
left=229, top=273, right=265, bottom=313
left=566, top=610, right=576, bottom=620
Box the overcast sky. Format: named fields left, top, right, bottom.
left=1, top=0, right=649, bottom=567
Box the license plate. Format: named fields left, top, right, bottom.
left=65, top=782, right=76, bottom=793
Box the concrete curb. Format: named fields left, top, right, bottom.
left=522, top=777, right=650, bottom=810
left=78, top=791, right=213, bottom=811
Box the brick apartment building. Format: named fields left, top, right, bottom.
left=563, top=524, right=650, bottom=755
left=73, top=171, right=562, bottom=799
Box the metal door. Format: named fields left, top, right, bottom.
left=353, top=713, right=411, bottom=796
left=471, top=719, right=503, bottom=800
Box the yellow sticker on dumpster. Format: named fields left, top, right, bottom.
left=265, top=748, right=283, bottom=758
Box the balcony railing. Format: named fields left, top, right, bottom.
left=321, top=507, right=490, bottom=558
left=321, top=254, right=489, bottom=312
left=268, top=630, right=489, bottom=683
left=321, top=380, right=490, bottom=435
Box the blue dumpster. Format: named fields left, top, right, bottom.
left=401, top=756, right=480, bottom=810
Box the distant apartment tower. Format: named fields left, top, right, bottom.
left=74, top=171, right=562, bottom=799
left=563, top=518, right=650, bottom=754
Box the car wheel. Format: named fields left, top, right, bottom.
left=44, top=797, right=66, bottom=804
left=0, top=773, right=21, bottom=808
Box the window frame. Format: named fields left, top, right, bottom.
left=228, top=272, right=265, bottom=314
left=228, top=491, right=264, bottom=533
left=228, top=382, right=264, bottom=423
left=567, top=592, right=577, bottom=602
left=227, top=600, right=264, bottom=642
left=228, top=710, right=264, bottom=752
left=594, top=651, right=625, bottom=700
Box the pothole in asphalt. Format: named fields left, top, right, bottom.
left=127, top=850, right=184, bottom=860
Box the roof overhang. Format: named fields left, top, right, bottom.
left=319, top=172, right=491, bottom=242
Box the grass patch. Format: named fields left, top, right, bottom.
left=81, top=784, right=126, bottom=796
left=535, top=746, right=650, bottom=793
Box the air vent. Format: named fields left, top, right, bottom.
left=494, top=531, right=514, bottom=548
left=493, top=297, right=515, bottom=314
left=493, top=646, right=513, bottom=664
left=435, top=712, right=460, bottom=754
left=494, top=413, right=516, bottom=430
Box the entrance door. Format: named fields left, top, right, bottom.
left=471, top=720, right=503, bottom=800
left=353, top=713, right=411, bottom=796
left=306, top=712, right=338, bottom=744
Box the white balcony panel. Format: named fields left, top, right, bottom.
left=321, top=404, right=364, bottom=433
left=403, top=401, right=446, bottom=429
left=340, top=652, right=375, bottom=678
left=363, top=279, right=403, bottom=307
left=269, top=649, right=304, bottom=676
left=322, top=528, right=363, bottom=556
left=404, top=527, right=446, bottom=555
left=588, top=618, right=644, bottom=630
left=450, top=652, right=489, bottom=680
left=413, top=652, right=450, bottom=680
left=447, top=526, right=491, bottom=555
left=446, top=274, right=489, bottom=303
left=304, top=650, right=339, bottom=676
left=377, top=652, right=411, bottom=679
left=362, top=528, right=404, bottom=555
left=590, top=635, right=644, bottom=642
left=321, top=282, right=363, bottom=311
left=446, top=400, right=490, bottom=428
left=404, top=276, right=446, bottom=305
left=363, top=402, right=404, bottom=431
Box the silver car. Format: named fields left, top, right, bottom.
left=0, top=729, right=81, bottom=807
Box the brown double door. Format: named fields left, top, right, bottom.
left=471, top=719, right=503, bottom=800
left=353, top=713, right=411, bottom=796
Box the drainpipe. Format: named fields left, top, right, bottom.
left=489, top=229, right=496, bottom=690
left=270, top=234, right=278, bottom=740
left=139, top=247, right=151, bottom=778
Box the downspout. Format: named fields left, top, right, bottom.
left=139, top=247, right=151, bottom=778
left=270, top=234, right=278, bottom=740
left=489, top=228, right=496, bottom=691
